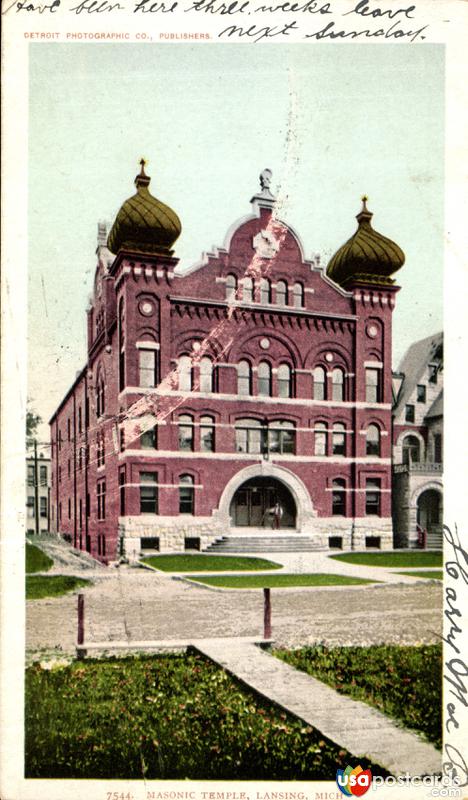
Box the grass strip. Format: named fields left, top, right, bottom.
left=274, top=644, right=442, bottom=748
left=186, top=573, right=377, bottom=588
left=26, top=542, right=53, bottom=574
left=25, top=653, right=388, bottom=779
left=330, top=551, right=442, bottom=568
left=141, top=554, right=282, bottom=572
left=395, top=570, right=443, bottom=580
left=26, top=575, right=92, bottom=600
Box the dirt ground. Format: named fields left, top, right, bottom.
left=26, top=565, right=443, bottom=661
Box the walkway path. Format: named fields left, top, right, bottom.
left=195, top=638, right=441, bottom=778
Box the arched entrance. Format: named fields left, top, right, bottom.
left=417, top=489, right=442, bottom=535
left=229, top=477, right=296, bottom=529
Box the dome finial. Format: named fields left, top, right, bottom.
left=135, top=158, right=151, bottom=190
left=357, top=194, right=373, bottom=226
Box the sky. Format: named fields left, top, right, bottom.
left=28, top=42, right=444, bottom=444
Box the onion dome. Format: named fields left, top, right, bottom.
left=326, top=197, right=405, bottom=288
left=107, top=159, right=181, bottom=256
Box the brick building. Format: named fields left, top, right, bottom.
left=50, top=163, right=406, bottom=562
left=392, top=332, right=443, bottom=548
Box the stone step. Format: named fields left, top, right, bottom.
left=205, top=536, right=326, bottom=553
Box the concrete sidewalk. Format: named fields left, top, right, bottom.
left=195, top=638, right=441, bottom=778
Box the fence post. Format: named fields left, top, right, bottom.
left=263, top=587, right=272, bottom=639
left=77, top=593, right=86, bottom=659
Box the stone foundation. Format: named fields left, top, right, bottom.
left=120, top=514, right=394, bottom=559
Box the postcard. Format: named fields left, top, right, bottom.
left=1, top=2, right=468, bottom=799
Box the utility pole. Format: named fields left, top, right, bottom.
left=33, top=439, right=39, bottom=536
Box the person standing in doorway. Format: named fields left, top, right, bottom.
left=272, top=501, right=283, bottom=530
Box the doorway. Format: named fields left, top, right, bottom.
left=229, top=477, right=296, bottom=528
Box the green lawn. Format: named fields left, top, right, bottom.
left=26, top=542, right=53, bottom=574
left=25, top=653, right=387, bottom=779
left=274, top=644, right=442, bottom=748
left=26, top=575, right=92, bottom=600
left=330, top=551, right=442, bottom=568
left=141, top=554, right=282, bottom=572
left=186, top=573, right=378, bottom=589
left=396, top=570, right=443, bottom=580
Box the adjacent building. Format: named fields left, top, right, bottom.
left=26, top=454, right=51, bottom=534
left=50, top=163, right=407, bottom=562
left=392, top=332, right=443, bottom=548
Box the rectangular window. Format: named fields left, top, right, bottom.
left=332, top=428, right=346, bottom=456
left=140, top=472, right=158, bottom=514
left=58, top=430, right=62, bottom=451
left=179, top=477, right=194, bottom=514
left=200, top=417, right=215, bottom=452
left=332, top=488, right=346, bottom=516
left=141, top=426, right=157, bottom=449
left=314, top=424, right=328, bottom=457
left=78, top=406, right=82, bottom=433
left=119, top=469, right=126, bottom=515
left=235, top=423, right=262, bottom=454
left=405, top=404, right=415, bottom=423
left=139, top=349, right=157, bottom=388
left=365, top=478, right=381, bottom=516
left=178, top=417, right=194, bottom=451
left=416, top=385, right=426, bottom=403
left=365, top=368, right=380, bottom=403
left=67, top=418, right=71, bottom=441
left=68, top=459, right=71, bottom=478
left=40, top=497, right=47, bottom=518
left=428, top=364, right=438, bottom=384
left=39, top=465, right=47, bottom=486
left=434, top=434, right=442, bottom=464
left=97, top=480, right=106, bottom=520
left=27, top=465, right=35, bottom=486
left=27, top=496, right=35, bottom=517
left=68, top=498, right=71, bottom=519
left=268, top=423, right=295, bottom=455
left=79, top=498, right=83, bottom=530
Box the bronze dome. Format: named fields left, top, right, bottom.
left=326, top=197, right=405, bottom=289
left=107, top=160, right=181, bottom=256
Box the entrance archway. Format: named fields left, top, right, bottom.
left=417, top=489, right=442, bottom=534
left=229, top=477, right=296, bottom=529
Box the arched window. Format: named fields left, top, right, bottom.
left=276, top=280, right=288, bottom=305
left=332, top=479, right=346, bottom=516
left=332, top=423, right=346, bottom=456
left=277, top=363, right=292, bottom=398
left=402, top=435, right=420, bottom=464
left=366, top=424, right=381, bottom=456
left=96, top=377, right=105, bottom=417
left=179, top=474, right=194, bottom=514
left=313, top=367, right=326, bottom=400
left=226, top=274, right=237, bottom=302
left=293, top=282, right=304, bottom=308
left=178, top=415, right=194, bottom=451
left=237, top=360, right=252, bottom=396
left=315, top=422, right=328, bottom=456
left=332, top=368, right=345, bottom=401
left=178, top=355, right=193, bottom=392
left=199, top=357, right=213, bottom=393
left=242, top=277, right=254, bottom=303
left=258, top=361, right=272, bottom=397
left=260, top=278, right=272, bottom=304
left=200, top=416, right=215, bottom=452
